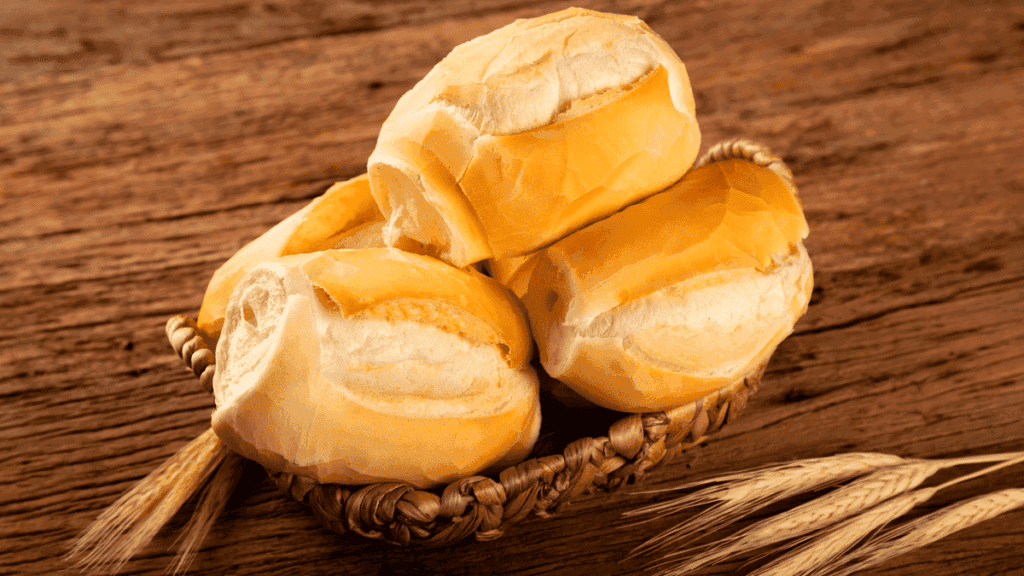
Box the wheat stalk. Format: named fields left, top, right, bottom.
left=762, top=453, right=1024, bottom=576
left=166, top=451, right=246, bottom=575
left=829, top=488, right=1024, bottom=576
left=67, top=428, right=231, bottom=575
left=627, top=453, right=907, bottom=555
left=647, top=461, right=942, bottom=574
left=630, top=451, right=1024, bottom=576
left=747, top=488, right=937, bottom=576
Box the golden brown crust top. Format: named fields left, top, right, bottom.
left=368, top=7, right=700, bottom=267
left=295, top=248, right=533, bottom=369
left=281, top=174, right=382, bottom=255
left=534, top=159, right=809, bottom=326
left=197, top=174, right=384, bottom=339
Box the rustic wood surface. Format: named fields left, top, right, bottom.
left=2, top=0, right=1023, bottom=574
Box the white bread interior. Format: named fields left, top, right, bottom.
left=368, top=7, right=701, bottom=267
left=523, top=160, right=813, bottom=412
left=211, top=248, right=541, bottom=487
left=197, top=174, right=385, bottom=340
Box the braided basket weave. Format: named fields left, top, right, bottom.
left=166, top=139, right=793, bottom=548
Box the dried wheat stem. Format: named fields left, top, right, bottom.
left=933, top=452, right=1024, bottom=467
left=829, top=489, right=1024, bottom=576
left=747, top=488, right=938, bottom=576
left=649, top=461, right=942, bottom=574
left=166, top=451, right=246, bottom=576
left=633, top=451, right=1024, bottom=576
left=643, top=452, right=1024, bottom=569
left=67, top=428, right=229, bottom=575
left=627, top=453, right=907, bottom=554
left=932, top=452, right=1024, bottom=491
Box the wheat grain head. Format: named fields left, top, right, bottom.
left=649, top=461, right=942, bottom=574
left=67, top=428, right=229, bottom=575
left=746, top=488, right=937, bottom=576
left=829, top=488, right=1024, bottom=576
left=629, top=453, right=907, bottom=555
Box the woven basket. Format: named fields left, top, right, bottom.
left=165, top=138, right=793, bottom=548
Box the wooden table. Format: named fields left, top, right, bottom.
left=3, top=1, right=1023, bottom=574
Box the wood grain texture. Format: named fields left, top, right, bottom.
left=2, top=0, right=1023, bottom=574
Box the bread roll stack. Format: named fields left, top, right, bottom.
left=211, top=248, right=541, bottom=487
left=197, top=8, right=803, bottom=492
left=521, top=157, right=813, bottom=412
left=368, top=7, right=701, bottom=268
left=197, top=174, right=385, bottom=340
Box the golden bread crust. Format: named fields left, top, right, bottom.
left=197, top=174, right=384, bottom=339
left=368, top=8, right=701, bottom=267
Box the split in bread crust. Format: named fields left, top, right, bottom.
left=522, top=160, right=813, bottom=412
left=368, top=7, right=701, bottom=267
left=211, top=248, right=540, bottom=487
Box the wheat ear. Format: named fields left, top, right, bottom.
left=631, top=451, right=1024, bottom=576
left=627, top=453, right=907, bottom=555
left=640, top=451, right=1024, bottom=572
left=166, top=450, right=246, bottom=575
left=66, top=428, right=230, bottom=575
left=757, top=453, right=1024, bottom=576
left=747, top=488, right=938, bottom=576
left=829, top=488, right=1024, bottom=576
left=647, top=461, right=942, bottom=575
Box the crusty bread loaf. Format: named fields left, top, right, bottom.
left=522, top=159, right=813, bottom=412
left=197, top=174, right=385, bottom=340
left=210, top=248, right=541, bottom=487
left=368, top=7, right=701, bottom=268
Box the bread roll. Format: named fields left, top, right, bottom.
left=485, top=253, right=540, bottom=300
left=368, top=7, right=701, bottom=268
left=197, top=174, right=385, bottom=340
left=522, top=159, right=813, bottom=412
left=211, top=248, right=541, bottom=487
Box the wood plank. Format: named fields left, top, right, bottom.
left=2, top=0, right=1023, bottom=574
